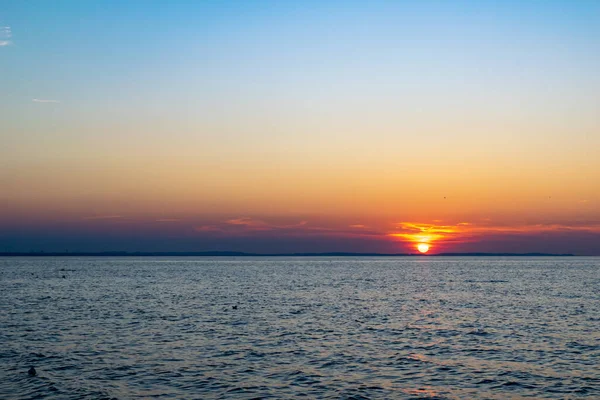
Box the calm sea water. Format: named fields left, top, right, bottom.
left=0, top=257, right=598, bottom=399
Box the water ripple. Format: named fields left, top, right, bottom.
left=0, top=256, right=599, bottom=398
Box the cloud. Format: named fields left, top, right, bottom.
left=193, top=217, right=384, bottom=240
left=82, top=215, right=123, bottom=220
left=189, top=216, right=600, bottom=254
left=0, top=26, right=11, bottom=46
left=224, top=217, right=308, bottom=231
left=194, top=225, right=225, bottom=233
left=155, top=218, right=181, bottom=222
left=388, top=220, right=600, bottom=250
left=33, top=99, right=60, bottom=103
left=225, top=217, right=272, bottom=230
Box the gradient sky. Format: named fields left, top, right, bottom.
left=1, top=1, right=599, bottom=254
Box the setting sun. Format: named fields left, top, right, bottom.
left=417, top=243, right=430, bottom=253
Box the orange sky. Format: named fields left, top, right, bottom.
left=1, top=1, right=599, bottom=254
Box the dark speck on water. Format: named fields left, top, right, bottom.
left=1, top=256, right=599, bottom=399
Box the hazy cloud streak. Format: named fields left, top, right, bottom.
left=195, top=217, right=382, bottom=239
left=32, top=99, right=60, bottom=103
left=82, top=215, right=123, bottom=220
left=0, top=26, right=11, bottom=46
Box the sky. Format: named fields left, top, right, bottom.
left=1, top=0, right=599, bottom=254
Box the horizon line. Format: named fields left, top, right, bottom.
left=0, top=251, right=578, bottom=257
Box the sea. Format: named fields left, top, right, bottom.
left=0, top=256, right=598, bottom=399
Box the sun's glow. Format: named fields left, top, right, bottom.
left=417, top=243, right=429, bottom=253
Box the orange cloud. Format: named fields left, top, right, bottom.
left=225, top=217, right=273, bottom=230
left=389, top=222, right=458, bottom=245
left=192, top=217, right=385, bottom=239
left=388, top=220, right=600, bottom=252
left=196, top=217, right=312, bottom=235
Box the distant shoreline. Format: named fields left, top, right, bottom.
left=0, top=251, right=577, bottom=257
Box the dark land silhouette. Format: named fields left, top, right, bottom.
left=0, top=251, right=576, bottom=257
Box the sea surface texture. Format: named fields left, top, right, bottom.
left=0, top=256, right=598, bottom=399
